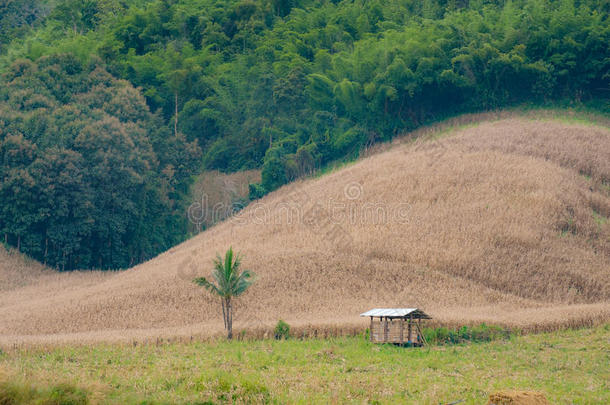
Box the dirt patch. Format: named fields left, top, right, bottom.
left=488, top=390, right=550, bottom=405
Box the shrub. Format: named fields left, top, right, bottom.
left=274, top=320, right=290, bottom=340
left=261, top=153, right=287, bottom=191
left=248, top=183, right=268, bottom=200
left=423, top=324, right=512, bottom=345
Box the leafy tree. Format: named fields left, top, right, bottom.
left=194, top=247, right=255, bottom=340
left=51, top=0, right=101, bottom=35
left=0, top=0, right=608, bottom=267
left=0, top=0, right=50, bottom=52
left=0, top=55, right=201, bottom=269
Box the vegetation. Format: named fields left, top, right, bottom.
left=0, top=381, right=88, bottom=405
left=0, top=0, right=52, bottom=53
left=0, top=54, right=201, bottom=269
left=0, top=117, right=608, bottom=342
left=423, top=323, right=512, bottom=345
left=0, top=0, right=607, bottom=269
left=194, top=247, right=255, bottom=339
left=0, top=325, right=608, bottom=403
left=274, top=319, right=290, bottom=339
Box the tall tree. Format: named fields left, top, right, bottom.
left=193, top=247, right=255, bottom=340
left=0, top=55, right=201, bottom=269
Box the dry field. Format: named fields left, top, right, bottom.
left=1, top=114, right=609, bottom=345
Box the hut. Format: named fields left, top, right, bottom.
left=361, top=308, right=431, bottom=346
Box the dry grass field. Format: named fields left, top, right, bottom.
left=0, top=113, right=609, bottom=345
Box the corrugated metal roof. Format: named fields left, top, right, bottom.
left=360, top=308, right=431, bottom=318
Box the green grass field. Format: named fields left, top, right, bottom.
left=1, top=325, right=608, bottom=404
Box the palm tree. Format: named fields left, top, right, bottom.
left=194, top=247, right=255, bottom=339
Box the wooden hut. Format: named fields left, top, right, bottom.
left=361, top=308, right=431, bottom=346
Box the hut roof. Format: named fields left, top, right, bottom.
left=360, top=308, right=432, bottom=319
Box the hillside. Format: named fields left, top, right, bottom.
left=187, top=169, right=261, bottom=232
left=1, top=0, right=608, bottom=271
left=0, top=116, right=609, bottom=344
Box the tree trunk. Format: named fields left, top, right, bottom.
left=44, top=237, right=48, bottom=265
left=221, top=298, right=227, bottom=329
left=226, top=297, right=233, bottom=340
left=174, top=92, right=178, bottom=136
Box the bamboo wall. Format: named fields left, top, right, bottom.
left=370, top=317, right=422, bottom=344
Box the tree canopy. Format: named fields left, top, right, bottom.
left=0, top=54, right=201, bottom=269
left=0, top=0, right=607, bottom=269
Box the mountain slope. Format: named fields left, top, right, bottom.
left=1, top=116, right=609, bottom=344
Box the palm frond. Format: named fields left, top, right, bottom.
left=195, top=247, right=255, bottom=298
left=193, top=277, right=221, bottom=295
left=233, top=269, right=255, bottom=296
left=224, top=247, right=234, bottom=282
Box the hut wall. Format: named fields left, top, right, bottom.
left=370, top=318, right=419, bottom=343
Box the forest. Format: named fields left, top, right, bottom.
left=0, top=0, right=608, bottom=269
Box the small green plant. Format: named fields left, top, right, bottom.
left=274, top=320, right=290, bottom=340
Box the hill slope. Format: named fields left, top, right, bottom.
left=1, top=116, right=609, bottom=344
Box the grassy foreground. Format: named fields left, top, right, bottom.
left=0, top=326, right=608, bottom=404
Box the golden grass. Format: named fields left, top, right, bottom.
left=0, top=115, right=608, bottom=345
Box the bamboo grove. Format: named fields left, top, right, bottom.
left=0, top=0, right=608, bottom=269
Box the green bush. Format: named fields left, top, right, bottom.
left=333, top=127, right=367, bottom=156
left=261, top=153, right=288, bottom=192
left=274, top=320, right=290, bottom=340
left=423, top=324, right=512, bottom=345
left=248, top=183, right=268, bottom=200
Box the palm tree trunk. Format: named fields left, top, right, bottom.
left=226, top=297, right=233, bottom=340
left=221, top=298, right=227, bottom=329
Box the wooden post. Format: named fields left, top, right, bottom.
left=408, top=315, right=412, bottom=343
left=383, top=317, right=388, bottom=342
left=370, top=316, right=374, bottom=342
left=415, top=321, right=428, bottom=346
left=399, top=318, right=404, bottom=344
